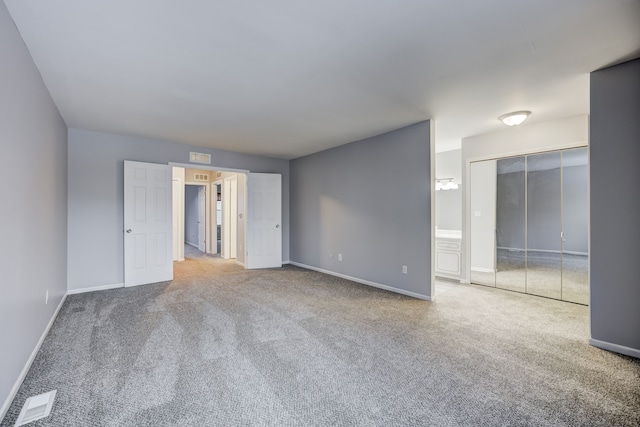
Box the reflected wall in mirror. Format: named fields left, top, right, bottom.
left=496, top=157, right=526, bottom=293
left=561, top=148, right=589, bottom=304
left=526, top=152, right=562, bottom=299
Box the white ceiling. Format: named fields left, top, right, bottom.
left=5, top=0, right=640, bottom=158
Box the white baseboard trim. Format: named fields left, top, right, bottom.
left=282, top=260, right=291, bottom=265
left=235, top=260, right=245, bottom=267
left=67, top=283, right=124, bottom=295
left=435, top=273, right=462, bottom=281
left=589, top=338, right=640, bottom=359
left=471, top=267, right=495, bottom=274
left=1, top=293, right=67, bottom=422
left=289, top=261, right=432, bottom=301
left=185, top=241, right=198, bottom=248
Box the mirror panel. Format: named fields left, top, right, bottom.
left=470, top=160, right=496, bottom=287
left=495, top=157, right=526, bottom=293
left=561, top=148, right=589, bottom=304
left=526, top=152, right=562, bottom=299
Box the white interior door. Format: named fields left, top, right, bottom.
left=197, top=185, right=206, bottom=252
left=247, top=173, right=282, bottom=269
left=124, top=161, right=173, bottom=287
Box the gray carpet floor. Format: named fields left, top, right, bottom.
left=2, top=254, right=639, bottom=426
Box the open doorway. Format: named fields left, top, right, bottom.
left=125, top=161, right=283, bottom=287
left=434, top=149, right=463, bottom=297
left=184, top=184, right=206, bottom=254
left=215, top=182, right=221, bottom=255
left=171, top=166, right=246, bottom=266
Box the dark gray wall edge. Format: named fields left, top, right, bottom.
left=589, top=339, right=640, bottom=359
left=290, top=121, right=432, bottom=299
left=590, top=57, right=640, bottom=356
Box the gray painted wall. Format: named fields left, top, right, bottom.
left=184, top=185, right=199, bottom=246
left=0, top=2, right=68, bottom=418
left=590, top=58, right=640, bottom=354
left=290, top=121, right=432, bottom=298
left=67, top=129, right=289, bottom=291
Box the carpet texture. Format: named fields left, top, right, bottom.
left=2, top=254, right=639, bottom=426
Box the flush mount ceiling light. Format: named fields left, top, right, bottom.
left=499, top=110, right=531, bottom=126
left=435, top=178, right=459, bottom=191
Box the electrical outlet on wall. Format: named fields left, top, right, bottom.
left=402, top=265, right=408, bottom=274
left=338, top=253, right=343, bottom=261
left=45, top=290, right=49, bottom=304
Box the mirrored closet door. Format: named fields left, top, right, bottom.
left=560, top=148, right=589, bottom=304
left=526, top=151, right=562, bottom=299
left=495, top=157, right=526, bottom=293
left=469, top=147, right=589, bottom=304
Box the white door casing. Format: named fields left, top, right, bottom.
left=222, top=175, right=238, bottom=259
left=171, top=167, right=185, bottom=262
left=247, top=173, right=282, bottom=269
left=197, top=185, right=206, bottom=252
left=172, top=179, right=181, bottom=261
left=230, top=176, right=238, bottom=258
left=124, top=161, right=173, bottom=287
left=223, top=178, right=230, bottom=258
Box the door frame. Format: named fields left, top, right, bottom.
left=169, top=163, right=248, bottom=266
left=184, top=182, right=208, bottom=252
left=222, top=175, right=238, bottom=260
left=213, top=180, right=222, bottom=256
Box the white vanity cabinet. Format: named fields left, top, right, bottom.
left=435, top=230, right=461, bottom=280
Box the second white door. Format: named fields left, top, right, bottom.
left=247, top=173, right=282, bottom=269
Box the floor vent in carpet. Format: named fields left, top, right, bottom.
left=15, top=390, right=56, bottom=426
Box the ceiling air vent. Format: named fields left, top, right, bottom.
left=189, top=152, right=211, bottom=164
left=194, top=173, right=209, bottom=182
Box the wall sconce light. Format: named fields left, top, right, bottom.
left=499, top=110, right=531, bottom=126
left=435, top=178, right=459, bottom=191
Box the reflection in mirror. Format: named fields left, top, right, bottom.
left=561, top=148, right=589, bottom=304
left=470, top=160, right=496, bottom=287
left=526, top=152, right=562, bottom=299
left=496, top=157, right=526, bottom=293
